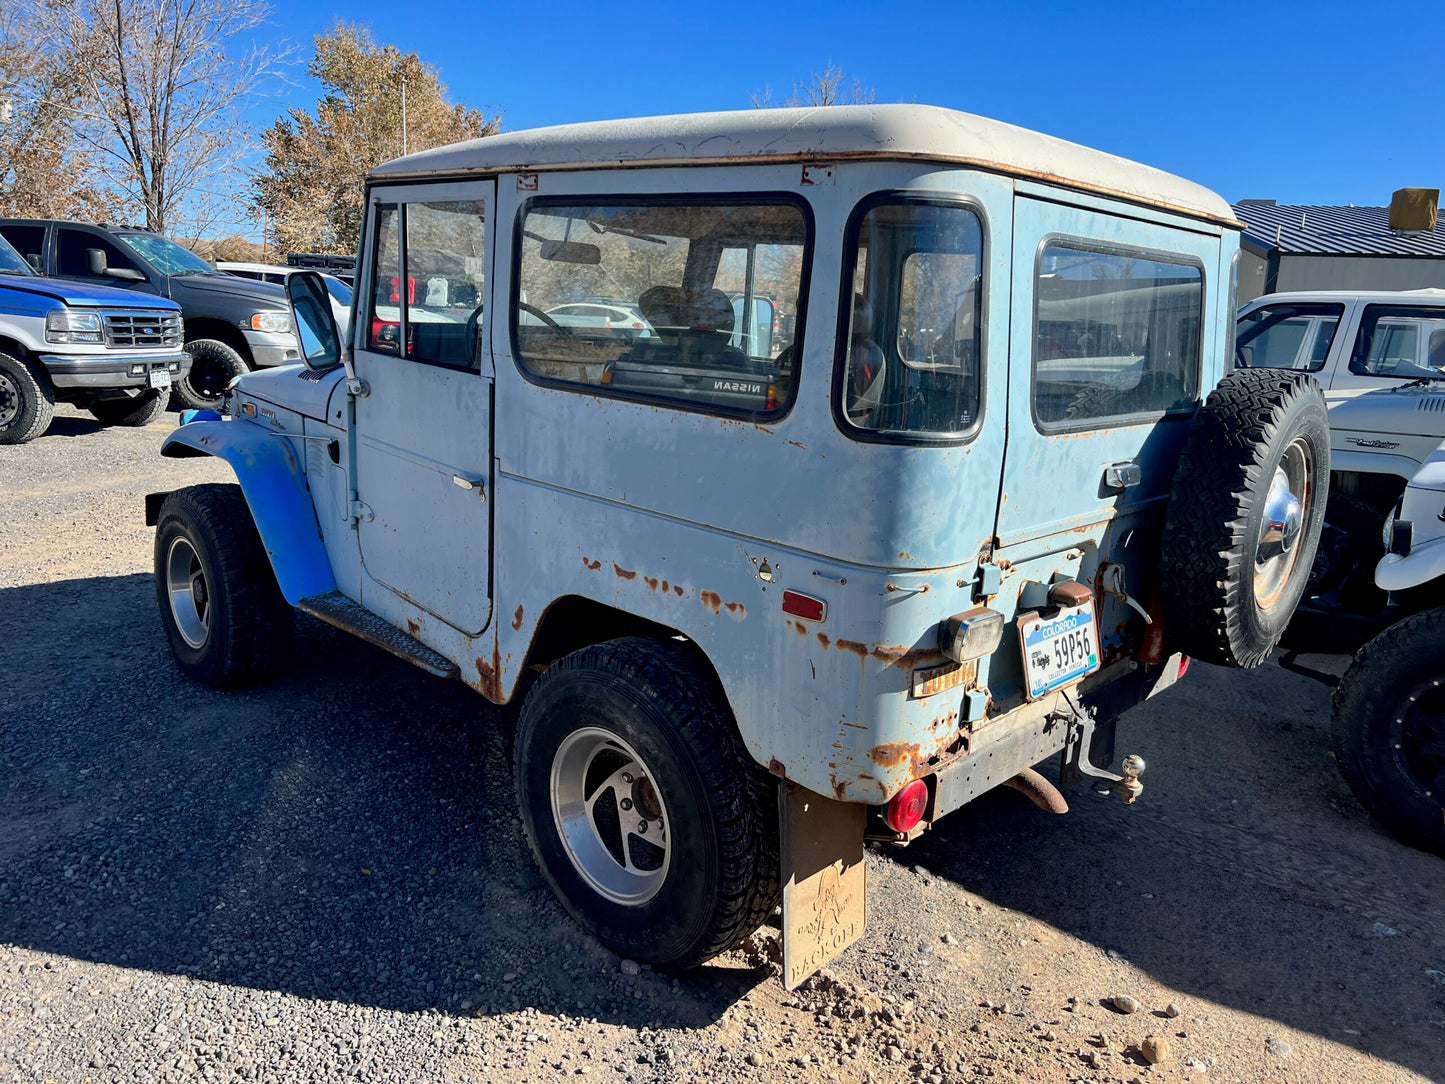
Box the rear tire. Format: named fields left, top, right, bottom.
left=1160, top=369, right=1329, bottom=667
left=1332, top=608, right=1445, bottom=856
left=514, top=637, right=778, bottom=969
left=175, top=339, right=247, bottom=412
left=0, top=350, right=55, bottom=445
left=89, top=390, right=168, bottom=427
left=154, top=483, right=293, bottom=687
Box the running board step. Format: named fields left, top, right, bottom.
left=297, top=592, right=460, bottom=679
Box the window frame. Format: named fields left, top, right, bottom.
left=831, top=191, right=991, bottom=448
left=1030, top=234, right=1206, bottom=435
left=509, top=192, right=815, bottom=423
left=1347, top=304, right=1445, bottom=381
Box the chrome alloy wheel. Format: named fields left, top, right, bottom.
left=0, top=371, right=18, bottom=427
left=550, top=727, right=671, bottom=905
left=1255, top=435, right=1311, bottom=610
left=165, top=535, right=212, bottom=649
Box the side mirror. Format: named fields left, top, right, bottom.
left=86, top=248, right=107, bottom=275
left=25, top=253, right=41, bottom=272
left=286, top=271, right=342, bottom=370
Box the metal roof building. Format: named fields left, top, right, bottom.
left=1234, top=198, right=1445, bottom=302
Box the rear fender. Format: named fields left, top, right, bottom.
left=160, top=419, right=336, bottom=604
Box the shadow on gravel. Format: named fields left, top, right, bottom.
left=905, top=662, right=1445, bottom=1081
left=35, top=415, right=109, bottom=439
left=0, top=573, right=761, bottom=1028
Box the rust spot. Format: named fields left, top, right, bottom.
left=672, top=584, right=684, bottom=597
left=792, top=619, right=806, bottom=636
left=582, top=557, right=601, bottom=571
left=754, top=424, right=774, bottom=435
left=725, top=601, right=746, bottom=617
left=830, top=775, right=848, bottom=801
left=837, top=639, right=868, bottom=657
left=511, top=604, right=524, bottom=632
left=661, top=580, right=669, bottom=594
left=767, top=757, right=787, bottom=777
left=869, top=741, right=927, bottom=778
left=645, top=576, right=659, bottom=591
left=474, top=646, right=503, bottom=702
left=406, top=618, right=420, bottom=637
left=871, top=644, right=947, bottom=671
left=898, top=550, right=917, bottom=561
left=613, top=562, right=637, bottom=581
left=817, top=632, right=831, bottom=648
left=787, top=440, right=807, bottom=450
left=700, top=590, right=722, bottom=614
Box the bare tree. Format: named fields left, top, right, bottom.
left=24, top=0, right=288, bottom=234
left=751, top=63, right=877, bottom=109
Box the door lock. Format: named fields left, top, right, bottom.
left=453, top=474, right=486, bottom=500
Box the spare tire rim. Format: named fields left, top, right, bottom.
left=165, top=535, right=211, bottom=649
left=1391, top=678, right=1445, bottom=803
left=550, top=727, right=671, bottom=905
left=0, top=372, right=18, bottom=426
left=1255, top=436, right=1311, bottom=611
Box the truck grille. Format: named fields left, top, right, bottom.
left=103, top=311, right=183, bottom=349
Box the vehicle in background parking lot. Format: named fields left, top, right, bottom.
left=0, top=231, right=187, bottom=443
left=1240, top=289, right=1445, bottom=855
left=0, top=218, right=301, bottom=412
left=215, top=262, right=353, bottom=338
left=147, top=105, right=1329, bottom=988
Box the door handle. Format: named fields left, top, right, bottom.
left=452, top=474, right=486, bottom=500
left=1104, top=461, right=1142, bottom=490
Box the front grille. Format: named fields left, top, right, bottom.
left=103, top=310, right=183, bottom=349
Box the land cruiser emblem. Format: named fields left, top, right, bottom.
left=1345, top=437, right=1400, bottom=449
left=712, top=379, right=763, bottom=394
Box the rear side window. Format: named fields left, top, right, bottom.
left=1033, top=242, right=1202, bottom=427
left=1235, top=303, right=1343, bottom=372
left=513, top=198, right=809, bottom=419
left=0, top=225, right=44, bottom=267
left=837, top=199, right=984, bottom=440
left=1349, top=305, right=1445, bottom=380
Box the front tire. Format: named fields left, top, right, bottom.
left=175, top=339, right=248, bottom=412
left=89, top=390, right=168, bottom=427
left=0, top=350, right=55, bottom=445
left=1332, top=608, right=1445, bottom=856
left=514, top=638, right=778, bottom=969
left=154, top=484, right=293, bottom=687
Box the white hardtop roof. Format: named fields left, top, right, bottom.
left=371, top=104, right=1237, bottom=227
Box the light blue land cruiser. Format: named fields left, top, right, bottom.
left=146, top=106, right=1331, bottom=986
left=0, top=232, right=187, bottom=443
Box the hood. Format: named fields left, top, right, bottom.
left=169, top=273, right=289, bottom=307
left=0, top=272, right=181, bottom=310
left=1330, top=382, right=1445, bottom=442
left=236, top=362, right=345, bottom=422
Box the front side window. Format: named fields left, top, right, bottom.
left=838, top=200, right=984, bottom=439
left=56, top=229, right=146, bottom=281
left=1349, top=305, right=1445, bottom=380
left=514, top=198, right=808, bottom=418
left=367, top=199, right=486, bottom=369
left=1033, top=243, right=1202, bottom=427
left=1235, top=303, right=1343, bottom=372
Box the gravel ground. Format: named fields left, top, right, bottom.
left=2, top=405, right=1443, bottom=1084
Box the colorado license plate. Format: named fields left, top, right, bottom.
left=147, top=369, right=172, bottom=390
left=1018, top=602, right=1100, bottom=700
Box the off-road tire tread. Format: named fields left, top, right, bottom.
left=1160, top=369, right=1326, bottom=668
left=89, top=390, right=167, bottom=427
left=517, top=637, right=778, bottom=969
left=155, top=483, right=292, bottom=686
left=1331, top=607, right=1445, bottom=856
left=0, top=350, right=55, bottom=445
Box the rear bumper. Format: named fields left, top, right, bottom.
left=41, top=351, right=191, bottom=390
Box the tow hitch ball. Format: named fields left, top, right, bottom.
left=1058, top=708, right=1147, bottom=805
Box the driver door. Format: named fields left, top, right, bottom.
left=351, top=182, right=495, bottom=637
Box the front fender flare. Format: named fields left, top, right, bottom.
left=161, top=419, right=336, bottom=605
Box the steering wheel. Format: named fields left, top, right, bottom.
left=518, top=301, right=574, bottom=338
left=464, top=304, right=484, bottom=362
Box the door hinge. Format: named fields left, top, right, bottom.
left=345, top=499, right=374, bottom=526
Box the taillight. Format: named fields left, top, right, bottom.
left=1177, top=655, right=1190, bottom=679
left=765, top=382, right=779, bottom=410
left=884, top=779, right=929, bottom=833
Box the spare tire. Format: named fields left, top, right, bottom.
left=1160, top=369, right=1329, bottom=668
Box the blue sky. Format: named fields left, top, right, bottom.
left=249, top=0, right=1441, bottom=208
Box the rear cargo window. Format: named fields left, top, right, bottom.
left=1235, top=303, right=1343, bottom=372
left=1032, top=243, right=1203, bottom=427
left=513, top=198, right=809, bottom=419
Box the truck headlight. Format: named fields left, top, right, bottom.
left=248, top=311, right=292, bottom=335
left=45, top=309, right=104, bottom=344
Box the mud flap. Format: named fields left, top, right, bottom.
left=780, top=781, right=866, bottom=990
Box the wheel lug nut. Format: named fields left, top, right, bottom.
left=620, top=798, right=632, bottom=811
left=637, top=820, right=647, bottom=834
left=622, top=772, right=633, bottom=784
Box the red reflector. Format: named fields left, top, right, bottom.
left=781, top=590, right=826, bottom=622
left=1177, top=654, right=1191, bottom=679
left=885, top=779, right=929, bottom=833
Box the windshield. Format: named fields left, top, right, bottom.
left=115, top=232, right=215, bottom=275
left=324, top=275, right=353, bottom=306
left=0, top=234, right=33, bottom=276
